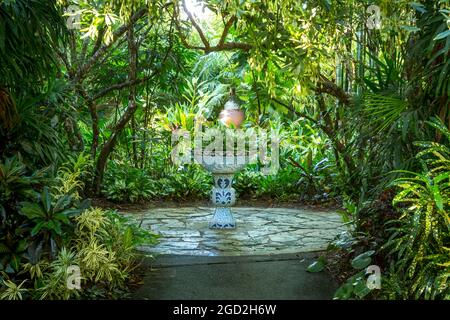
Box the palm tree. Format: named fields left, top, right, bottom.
left=0, top=0, right=66, bottom=125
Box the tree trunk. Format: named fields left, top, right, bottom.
left=63, top=116, right=84, bottom=152
left=93, top=24, right=139, bottom=194
left=88, top=100, right=100, bottom=158
left=77, top=88, right=100, bottom=159
left=131, top=114, right=139, bottom=166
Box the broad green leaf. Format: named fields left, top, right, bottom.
left=306, top=257, right=326, bottom=273
left=334, top=282, right=353, bottom=300
left=409, top=2, right=427, bottom=13
left=31, top=221, right=46, bottom=236
left=42, top=187, right=52, bottom=213
left=432, top=185, right=444, bottom=210
left=354, top=279, right=371, bottom=298
left=351, top=251, right=375, bottom=270
left=20, top=203, right=43, bottom=219
left=434, top=29, right=450, bottom=41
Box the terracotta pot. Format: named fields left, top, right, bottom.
left=219, top=109, right=245, bottom=128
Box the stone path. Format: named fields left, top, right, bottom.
left=124, top=207, right=346, bottom=256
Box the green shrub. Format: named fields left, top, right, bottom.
left=255, top=167, right=302, bottom=201
left=1, top=207, right=159, bottom=300
left=162, top=165, right=212, bottom=200
left=0, top=157, right=44, bottom=273
left=382, top=118, right=450, bottom=299
left=234, top=167, right=263, bottom=197
left=0, top=154, right=157, bottom=300
left=19, top=187, right=83, bottom=258
left=236, top=166, right=302, bottom=201
left=103, top=161, right=157, bottom=203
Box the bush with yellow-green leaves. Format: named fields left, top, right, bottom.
left=0, top=154, right=158, bottom=300
left=1, top=207, right=158, bottom=300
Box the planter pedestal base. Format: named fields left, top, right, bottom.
left=203, top=170, right=241, bottom=230
left=209, top=207, right=236, bottom=229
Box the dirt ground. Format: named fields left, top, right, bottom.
left=91, top=197, right=341, bottom=212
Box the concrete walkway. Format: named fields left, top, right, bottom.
left=132, top=253, right=338, bottom=300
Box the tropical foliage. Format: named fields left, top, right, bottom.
left=2, top=0, right=450, bottom=300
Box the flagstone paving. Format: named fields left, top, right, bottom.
left=124, top=207, right=346, bottom=256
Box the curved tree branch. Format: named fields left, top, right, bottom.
left=91, top=72, right=158, bottom=101
left=272, top=98, right=318, bottom=124
left=315, top=75, right=351, bottom=106
left=175, top=1, right=252, bottom=53
left=181, top=0, right=210, bottom=50
left=74, top=7, right=148, bottom=82
left=218, top=16, right=236, bottom=47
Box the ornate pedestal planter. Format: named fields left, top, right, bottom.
left=197, top=88, right=247, bottom=229
left=201, top=163, right=245, bottom=229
